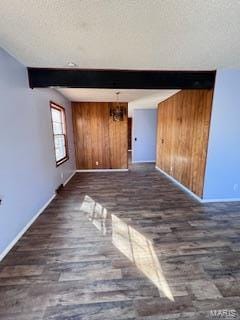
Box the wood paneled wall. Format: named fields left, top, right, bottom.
left=72, top=102, right=128, bottom=169
left=156, top=89, right=213, bottom=197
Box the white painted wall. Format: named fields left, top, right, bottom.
left=203, top=69, right=240, bottom=201
left=0, top=48, right=75, bottom=258
left=132, top=109, right=157, bottom=163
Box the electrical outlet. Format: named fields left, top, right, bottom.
left=96, top=161, right=99, bottom=166
left=233, top=183, right=238, bottom=192
left=61, top=172, right=64, bottom=180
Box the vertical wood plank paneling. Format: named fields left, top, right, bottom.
left=156, top=89, right=213, bottom=197
left=72, top=102, right=128, bottom=169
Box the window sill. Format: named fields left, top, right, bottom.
left=56, top=156, right=69, bottom=167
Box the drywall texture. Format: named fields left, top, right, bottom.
left=132, top=109, right=157, bottom=162
left=203, top=70, right=240, bottom=200
left=72, top=102, right=128, bottom=169
left=0, top=48, right=75, bottom=257
left=1, top=2, right=240, bottom=70
left=156, top=89, right=213, bottom=197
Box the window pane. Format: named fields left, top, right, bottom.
left=56, top=147, right=66, bottom=161
left=50, top=103, right=68, bottom=165
left=54, top=135, right=66, bottom=161
left=51, top=108, right=62, bottom=123
left=53, top=121, right=63, bottom=134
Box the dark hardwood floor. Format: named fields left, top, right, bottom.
left=0, top=165, right=240, bottom=319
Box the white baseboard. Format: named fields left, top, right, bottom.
left=155, top=166, right=203, bottom=202
left=76, top=169, right=128, bottom=172
left=0, top=171, right=77, bottom=261
left=155, top=166, right=240, bottom=203
left=132, top=160, right=156, bottom=163
left=201, top=197, right=240, bottom=203
left=63, top=171, right=76, bottom=186
left=0, top=193, right=56, bottom=262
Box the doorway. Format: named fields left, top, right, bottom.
left=132, top=109, right=157, bottom=165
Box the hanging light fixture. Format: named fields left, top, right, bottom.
left=110, top=91, right=127, bottom=121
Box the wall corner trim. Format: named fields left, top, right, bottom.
left=0, top=193, right=56, bottom=262
left=155, top=166, right=203, bottom=202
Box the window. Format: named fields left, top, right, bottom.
left=50, top=102, right=69, bottom=166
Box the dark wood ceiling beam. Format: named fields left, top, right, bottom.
left=27, top=68, right=216, bottom=89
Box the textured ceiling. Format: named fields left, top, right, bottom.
left=57, top=88, right=166, bottom=103
left=128, top=90, right=179, bottom=117
left=0, top=1, right=240, bottom=69
left=57, top=88, right=178, bottom=117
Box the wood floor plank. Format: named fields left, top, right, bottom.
left=0, top=164, right=240, bottom=319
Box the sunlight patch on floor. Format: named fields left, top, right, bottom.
left=80, top=195, right=174, bottom=301
left=112, top=214, right=174, bottom=301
